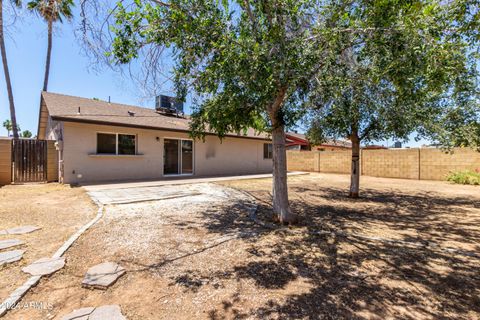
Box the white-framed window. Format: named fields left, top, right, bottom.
left=96, top=133, right=137, bottom=155
left=263, top=143, right=273, bottom=159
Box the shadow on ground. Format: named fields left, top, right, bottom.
left=171, top=184, right=480, bottom=319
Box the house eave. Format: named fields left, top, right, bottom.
left=51, top=116, right=272, bottom=142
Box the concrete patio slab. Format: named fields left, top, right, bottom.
left=84, top=172, right=308, bottom=205
left=82, top=262, right=126, bottom=289
left=0, top=239, right=24, bottom=250
left=83, top=171, right=308, bottom=191
left=0, top=250, right=24, bottom=266
left=22, top=257, right=65, bottom=276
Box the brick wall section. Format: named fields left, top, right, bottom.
left=362, top=148, right=420, bottom=179
left=319, top=151, right=351, bottom=174
left=0, top=139, right=11, bottom=185
left=420, top=148, right=480, bottom=180
left=47, top=140, right=58, bottom=182
left=287, top=151, right=317, bottom=172
left=287, top=148, right=480, bottom=181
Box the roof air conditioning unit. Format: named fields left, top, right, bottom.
left=155, top=95, right=184, bottom=116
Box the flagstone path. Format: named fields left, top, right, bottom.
left=0, top=239, right=23, bottom=250
left=0, top=225, right=41, bottom=235
left=82, top=262, right=126, bottom=290
left=0, top=250, right=25, bottom=267
left=22, top=257, right=66, bottom=276
left=61, top=305, right=126, bottom=320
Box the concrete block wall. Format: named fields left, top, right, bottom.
left=420, top=148, right=480, bottom=180
left=287, top=148, right=480, bottom=181
left=287, top=151, right=317, bottom=172
left=362, top=149, right=420, bottom=179
left=319, top=151, right=351, bottom=174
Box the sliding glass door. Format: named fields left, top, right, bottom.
left=163, top=139, right=194, bottom=175
left=181, top=140, right=193, bottom=174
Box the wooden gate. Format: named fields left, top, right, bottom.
left=12, top=139, right=48, bottom=183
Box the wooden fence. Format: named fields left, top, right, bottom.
left=0, top=139, right=58, bottom=185
left=0, top=139, right=11, bottom=185
left=287, top=148, right=480, bottom=181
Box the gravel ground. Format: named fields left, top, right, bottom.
left=0, top=184, right=97, bottom=305
left=5, top=175, right=480, bottom=320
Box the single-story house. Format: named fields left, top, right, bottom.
left=286, top=132, right=388, bottom=151
left=37, top=92, right=273, bottom=184
left=286, top=132, right=352, bottom=151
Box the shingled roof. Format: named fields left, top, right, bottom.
left=286, top=132, right=352, bottom=148
left=38, top=92, right=270, bottom=140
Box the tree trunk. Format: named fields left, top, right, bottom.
left=271, top=123, right=298, bottom=224
left=0, top=0, right=19, bottom=139
left=43, top=19, right=53, bottom=92
left=349, top=134, right=360, bottom=198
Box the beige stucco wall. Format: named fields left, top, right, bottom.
left=61, top=122, right=272, bottom=184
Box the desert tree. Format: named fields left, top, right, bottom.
left=0, top=0, right=20, bottom=138
left=305, top=0, right=479, bottom=198
left=28, top=0, right=74, bottom=91
left=107, top=0, right=340, bottom=223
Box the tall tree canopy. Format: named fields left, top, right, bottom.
left=109, top=0, right=338, bottom=223
left=305, top=0, right=479, bottom=197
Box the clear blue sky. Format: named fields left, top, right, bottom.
left=0, top=7, right=428, bottom=147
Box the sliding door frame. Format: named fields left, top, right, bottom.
left=163, top=137, right=195, bottom=176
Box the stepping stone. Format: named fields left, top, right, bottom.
left=0, top=226, right=41, bottom=235
left=82, top=262, right=126, bottom=289
left=22, top=257, right=65, bottom=276
left=0, top=250, right=24, bottom=266
left=61, top=305, right=126, bottom=320
left=60, top=307, right=94, bottom=320
left=0, top=239, right=24, bottom=250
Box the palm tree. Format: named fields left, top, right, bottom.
left=27, top=0, right=73, bottom=91
left=0, top=0, right=21, bottom=139
left=3, top=119, right=11, bottom=136
left=2, top=119, right=20, bottom=137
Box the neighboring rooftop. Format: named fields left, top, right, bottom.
left=38, top=92, right=270, bottom=140
left=286, top=132, right=352, bottom=148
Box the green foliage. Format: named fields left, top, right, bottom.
left=305, top=0, right=479, bottom=147
left=2, top=119, right=11, bottom=132
left=109, top=0, right=332, bottom=138
left=2, top=119, right=20, bottom=136
left=447, top=169, right=480, bottom=185
left=27, top=0, right=74, bottom=23
left=21, top=130, right=32, bottom=138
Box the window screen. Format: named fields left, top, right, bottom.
left=97, top=133, right=116, bottom=154
left=263, top=143, right=273, bottom=159
left=118, top=134, right=136, bottom=155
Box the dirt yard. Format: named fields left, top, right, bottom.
left=4, top=174, right=480, bottom=320
left=0, top=184, right=97, bottom=304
